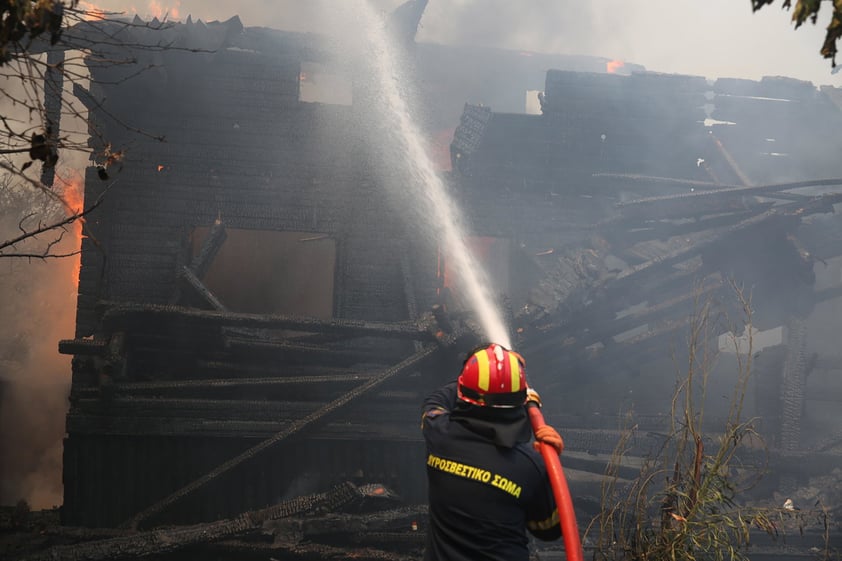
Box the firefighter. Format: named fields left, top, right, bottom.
left=421, top=342, right=565, bottom=561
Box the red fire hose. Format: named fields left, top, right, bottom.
left=527, top=402, right=583, bottom=561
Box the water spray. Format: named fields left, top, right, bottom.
left=346, top=5, right=583, bottom=555
left=352, top=2, right=511, bottom=348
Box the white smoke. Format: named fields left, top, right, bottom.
left=92, top=0, right=840, bottom=84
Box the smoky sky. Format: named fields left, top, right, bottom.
left=93, top=0, right=840, bottom=85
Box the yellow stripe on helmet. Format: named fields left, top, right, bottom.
left=476, top=349, right=490, bottom=391
left=509, top=353, right=521, bottom=392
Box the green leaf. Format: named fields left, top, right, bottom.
left=792, top=0, right=821, bottom=28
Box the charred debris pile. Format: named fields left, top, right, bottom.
left=8, top=8, right=842, bottom=561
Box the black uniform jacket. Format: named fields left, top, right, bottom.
left=422, top=383, right=561, bottom=561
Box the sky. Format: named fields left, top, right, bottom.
left=86, top=0, right=842, bottom=87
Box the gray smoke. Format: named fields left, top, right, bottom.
left=95, top=0, right=840, bottom=84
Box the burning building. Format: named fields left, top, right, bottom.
left=8, top=3, right=842, bottom=559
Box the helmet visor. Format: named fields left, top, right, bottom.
left=458, top=384, right=527, bottom=408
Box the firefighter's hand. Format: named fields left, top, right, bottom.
left=525, top=388, right=542, bottom=407
left=533, top=425, right=564, bottom=455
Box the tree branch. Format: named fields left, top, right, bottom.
left=0, top=182, right=111, bottom=259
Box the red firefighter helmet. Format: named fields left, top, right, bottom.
left=457, top=343, right=528, bottom=408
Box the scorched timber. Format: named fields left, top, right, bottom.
left=99, top=303, right=440, bottom=341
left=71, top=373, right=377, bottom=396
left=122, top=342, right=442, bottom=530
left=614, top=178, right=842, bottom=220
left=177, top=266, right=227, bottom=311
left=189, top=220, right=227, bottom=280
left=20, top=482, right=365, bottom=561
left=529, top=279, right=726, bottom=365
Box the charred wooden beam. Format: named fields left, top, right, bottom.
left=112, top=339, right=408, bottom=383
left=763, top=192, right=813, bottom=202
left=612, top=210, right=797, bottom=286
left=65, top=415, right=426, bottom=440
left=71, top=397, right=319, bottom=421
left=69, top=397, right=423, bottom=427
left=209, top=540, right=421, bottom=561
left=615, top=179, right=842, bottom=220
left=122, top=342, right=442, bottom=530
left=603, top=175, right=842, bottom=199
left=40, top=49, right=64, bottom=187
left=100, top=303, right=440, bottom=341
left=592, top=172, right=728, bottom=190
left=58, top=338, right=108, bottom=356
left=603, top=208, right=770, bottom=249
left=178, top=266, right=227, bottom=311
left=189, top=219, right=227, bottom=279
left=535, top=278, right=725, bottom=360
left=73, top=373, right=376, bottom=395
left=520, top=203, right=816, bottom=353
left=266, top=506, right=426, bottom=543
left=62, top=415, right=286, bottom=437
left=520, top=266, right=722, bottom=362
left=606, top=315, right=695, bottom=349
left=221, top=336, right=404, bottom=365
left=20, top=513, right=252, bottom=561
left=532, top=314, right=700, bottom=386
left=20, top=482, right=361, bottom=561
left=196, top=360, right=370, bottom=378
left=71, top=83, right=98, bottom=113
left=622, top=260, right=707, bottom=304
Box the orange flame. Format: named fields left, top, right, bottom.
left=60, top=177, right=85, bottom=216
left=3, top=172, right=86, bottom=508
left=147, top=0, right=181, bottom=20
left=606, top=59, right=625, bottom=74
left=157, top=164, right=165, bottom=172
left=57, top=172, right=86, bottom=287
left=82, top=1, right=182, bottom=21
left=77, top=1, right=109, bottom=21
